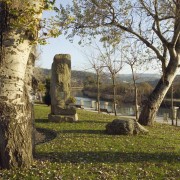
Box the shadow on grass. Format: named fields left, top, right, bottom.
left=35, top=119, right=49, bottom=123
left=35, top=128, right=57, bottom=145
left=78, top=120, right=109, bottom=124
left=35, top=119, right=108, bottom=124
left=60, top=129, right=105, bottom=135
left=36, top=151, right=180, bottom=163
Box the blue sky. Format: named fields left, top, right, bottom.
left=38, top=33, right=87, bottom=71
left=37, top=0, right=135, bottom=73
left=37, top=0, right=88, bottom=71
left=37, top=0, right=163, bottom=75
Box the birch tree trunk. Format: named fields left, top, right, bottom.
left=0, top=1, right=43, bottom=169
left=0, top=33, right=33, bottom=168
left=25, top=46, right=37, bottom=157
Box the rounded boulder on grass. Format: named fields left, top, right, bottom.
left=106, top=118, right=148, bottom=135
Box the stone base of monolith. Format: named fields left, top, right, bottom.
left=48, top=113, right=78, bottom=123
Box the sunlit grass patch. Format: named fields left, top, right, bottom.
left=1, top=104, right=180, bottom=179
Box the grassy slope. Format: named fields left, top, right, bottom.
left=1, top=104, right=180, bottom=179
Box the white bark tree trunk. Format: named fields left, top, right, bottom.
left=0, top=32, right=33, bottom=168
left=25, top=46, right=37, bottom=157
left=0, top=0, right=43, bottom=168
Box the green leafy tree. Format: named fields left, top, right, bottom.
left=0, top=0, right=44, bottom=169
left=58, top=0, right=180, bottom=126
left=0, top=0, right=61, bottom=169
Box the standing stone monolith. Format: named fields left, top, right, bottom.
left=48, top=54, right=78, bottom=122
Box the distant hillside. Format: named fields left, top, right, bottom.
left=36, top=68, right=180, bottom=87
left=71, top=70, right=96, bottom=86
left=35, top=68, right=96, bottom=86
left=117, top=73, right=160, bottom=83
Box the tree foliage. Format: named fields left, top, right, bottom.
left=0, top=0, right=64, bottom=169
left=57, top=0, right=180, bottom=126
left=58, top=0, right=179, bottom=71
left=0, top=0, right=62, bottom=48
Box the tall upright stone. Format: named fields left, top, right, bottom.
left=48, top=54, right=78, bottom=122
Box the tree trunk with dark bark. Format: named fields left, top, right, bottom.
left=138, top=55, right=180, bottom=126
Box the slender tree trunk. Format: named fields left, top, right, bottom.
left=138, top=55, right=180, bottom=126
left=171, top=84, right=174, bottom=125
left=131, top=65, right=139, bottom=120
left=134, top=87, right=138, bottom=119
left=97, top=71, right=100, bottom=113
left=112, top=75, right=117, bottom=116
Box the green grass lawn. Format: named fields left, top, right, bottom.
left=1, top=104, right=180, bottom=179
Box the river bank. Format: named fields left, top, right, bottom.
left=83, top=90, right=132, bottom=103
left=82, top=106, right=180, bottom=126
left=75, top=96, right=178, bottom=118
left=161, top=99, right=180, bottom=107
left=82, top=90, right=180, bottom=108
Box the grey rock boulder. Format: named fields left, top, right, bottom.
left=106, top=118, right=148, bottom=135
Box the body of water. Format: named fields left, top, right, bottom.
left=75, top=96, right=169, bottom=117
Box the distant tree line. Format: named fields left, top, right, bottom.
left=166, top=83, right=180, bottom=99
left=83, top=80, right=153, bottom=105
